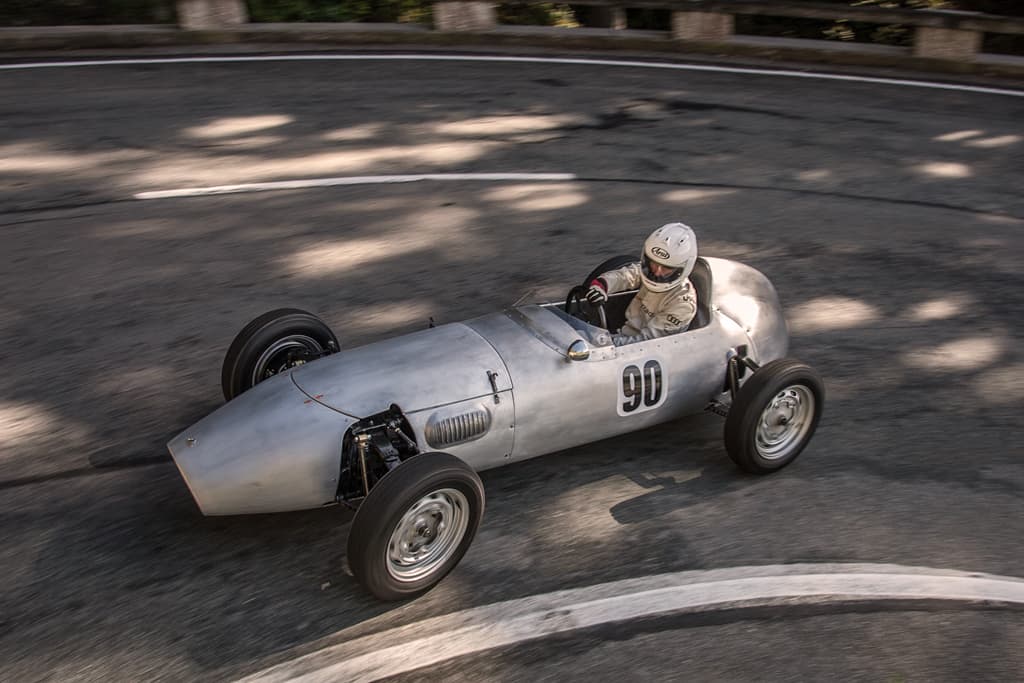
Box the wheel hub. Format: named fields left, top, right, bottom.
left=251, top=335, right=322, bottom=385
left=387, top=488, right=469, bottom=583
left=755, top=385, right=815, bottom=460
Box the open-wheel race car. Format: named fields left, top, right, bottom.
left=168, top=255, right=824, bottom=600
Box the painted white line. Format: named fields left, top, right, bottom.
left=133, top=173, right=578, bottom=199
left=2, top=54, right=1022, bottom=98
left=236, top=563, right=1024, bottom=683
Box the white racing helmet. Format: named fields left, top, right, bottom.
left=640, top=222, right=698, bottom=292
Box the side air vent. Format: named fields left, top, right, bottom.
left=425, top=407, right=491, bottom=449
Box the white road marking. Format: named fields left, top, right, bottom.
left=133, top=173, right=578, bottom=199
left=236, top=563, right=1024, bottom=683
left=2, top=54, right=1022, bottom=98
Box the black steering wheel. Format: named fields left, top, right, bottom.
left=564, top=285, right=608, bottom=330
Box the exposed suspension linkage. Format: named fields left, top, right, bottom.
left=706, top=345, right=760, bottom=417
left=339, top=404, right=420, bottom=504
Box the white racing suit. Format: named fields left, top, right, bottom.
left=599, top=263, right=697, bottom=346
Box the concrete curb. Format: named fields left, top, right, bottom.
left=1, top=24, right=1023, bottom=80
left=234, top=563, right=1024, bottom=683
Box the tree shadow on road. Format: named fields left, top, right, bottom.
left=2, top=59, right=1023, bottom=681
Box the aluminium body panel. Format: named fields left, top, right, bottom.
left=466, top=305, right=750, bottom=464
left=405, top=392, right=516, bottom=471
left=704, top=257, right=788, bottom=363
left=289, top=322, right=512, bottom=419
left=168, top=372, right=353, bottom=515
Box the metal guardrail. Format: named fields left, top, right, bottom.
left=169, top=1, right=1024, bottom=35
left=650, top=1, right=1024, bottom=34
left=172, top=0, right=1024, bottom=53
left=426, top=0, right=1023, bottom=62
left=2, top=1, right=1022, bottom=76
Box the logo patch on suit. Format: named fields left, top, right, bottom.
left=666, top=314, right=683, bottom=327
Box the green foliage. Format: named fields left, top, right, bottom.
left=626, top=8, right=670, bottom=30
left=851, top=0, right=950, bottom=8
left=497, top=3, right=577, bottom=27
left=0, top=0, right=176, bottom=26
left=835, top=0, right=949, bottom=44
left=738, top=0, right=960, bottom=47
left=247, top=0, right=430, bottom=23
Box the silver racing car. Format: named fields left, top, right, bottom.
left=168, top=255, right=824, bottom=600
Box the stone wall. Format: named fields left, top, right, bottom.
left=177, top=0, right=247, bottom=30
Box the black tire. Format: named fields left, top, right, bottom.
left=347, top=452, right=485, bottom=601
left=220, top=308, right=339, bottom=401
left=582, top=254, right=638, bottom=287
left=724, top=358, right=824, bottom=474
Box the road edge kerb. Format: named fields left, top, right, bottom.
left=1, top=24, right=1023, bottom=81
left=235, top=563, right=1024, bottom=683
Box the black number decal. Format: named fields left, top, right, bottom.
left=621, top=361, right=663, bottom=413
left=644, top=360, right=662, bottom=406
left=622, top=365, right=643, bottom=413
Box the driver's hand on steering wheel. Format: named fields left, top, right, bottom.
left=586, top=278, right=608, bottom=304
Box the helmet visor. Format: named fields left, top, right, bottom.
left=641, top=253, right=683, bottom=284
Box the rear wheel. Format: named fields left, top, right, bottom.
left=724, top=359, right=824, bottom=474
left=220, top=308, right=339, bottom=401
left=347, top=452, right=485, bottom=601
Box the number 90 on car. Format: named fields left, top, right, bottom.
left=618, top=358, right=667, bottom=417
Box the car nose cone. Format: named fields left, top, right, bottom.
left=168, top=373, right=352, bottom=515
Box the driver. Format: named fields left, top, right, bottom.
left=585, top=222, right=698, bottom=346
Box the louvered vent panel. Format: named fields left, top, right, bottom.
left=425, top=408, right=491, bottom=448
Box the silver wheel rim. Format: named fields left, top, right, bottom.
left=251, top=334, right=322, bottom=386
left=387, top=488, right=470, bottom=583
left=755, top=384, right=816, bottom=460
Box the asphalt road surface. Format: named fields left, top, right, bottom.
left=1, top=51, right=1022, bottom=682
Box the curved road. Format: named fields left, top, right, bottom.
left=1, top=52, right=1022, bottom=681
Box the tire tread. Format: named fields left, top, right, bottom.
left=347, top=452, right=485, bottom=601
left=724, top=358, right=824, bottom=474
left=220, top=308, right=338, bottom=401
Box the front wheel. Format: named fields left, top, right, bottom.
left=220, top=308, right=339, bottom=401
left=347, top=452, right=485, bottom=601
left=724, top=358, right=824, bottom=474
